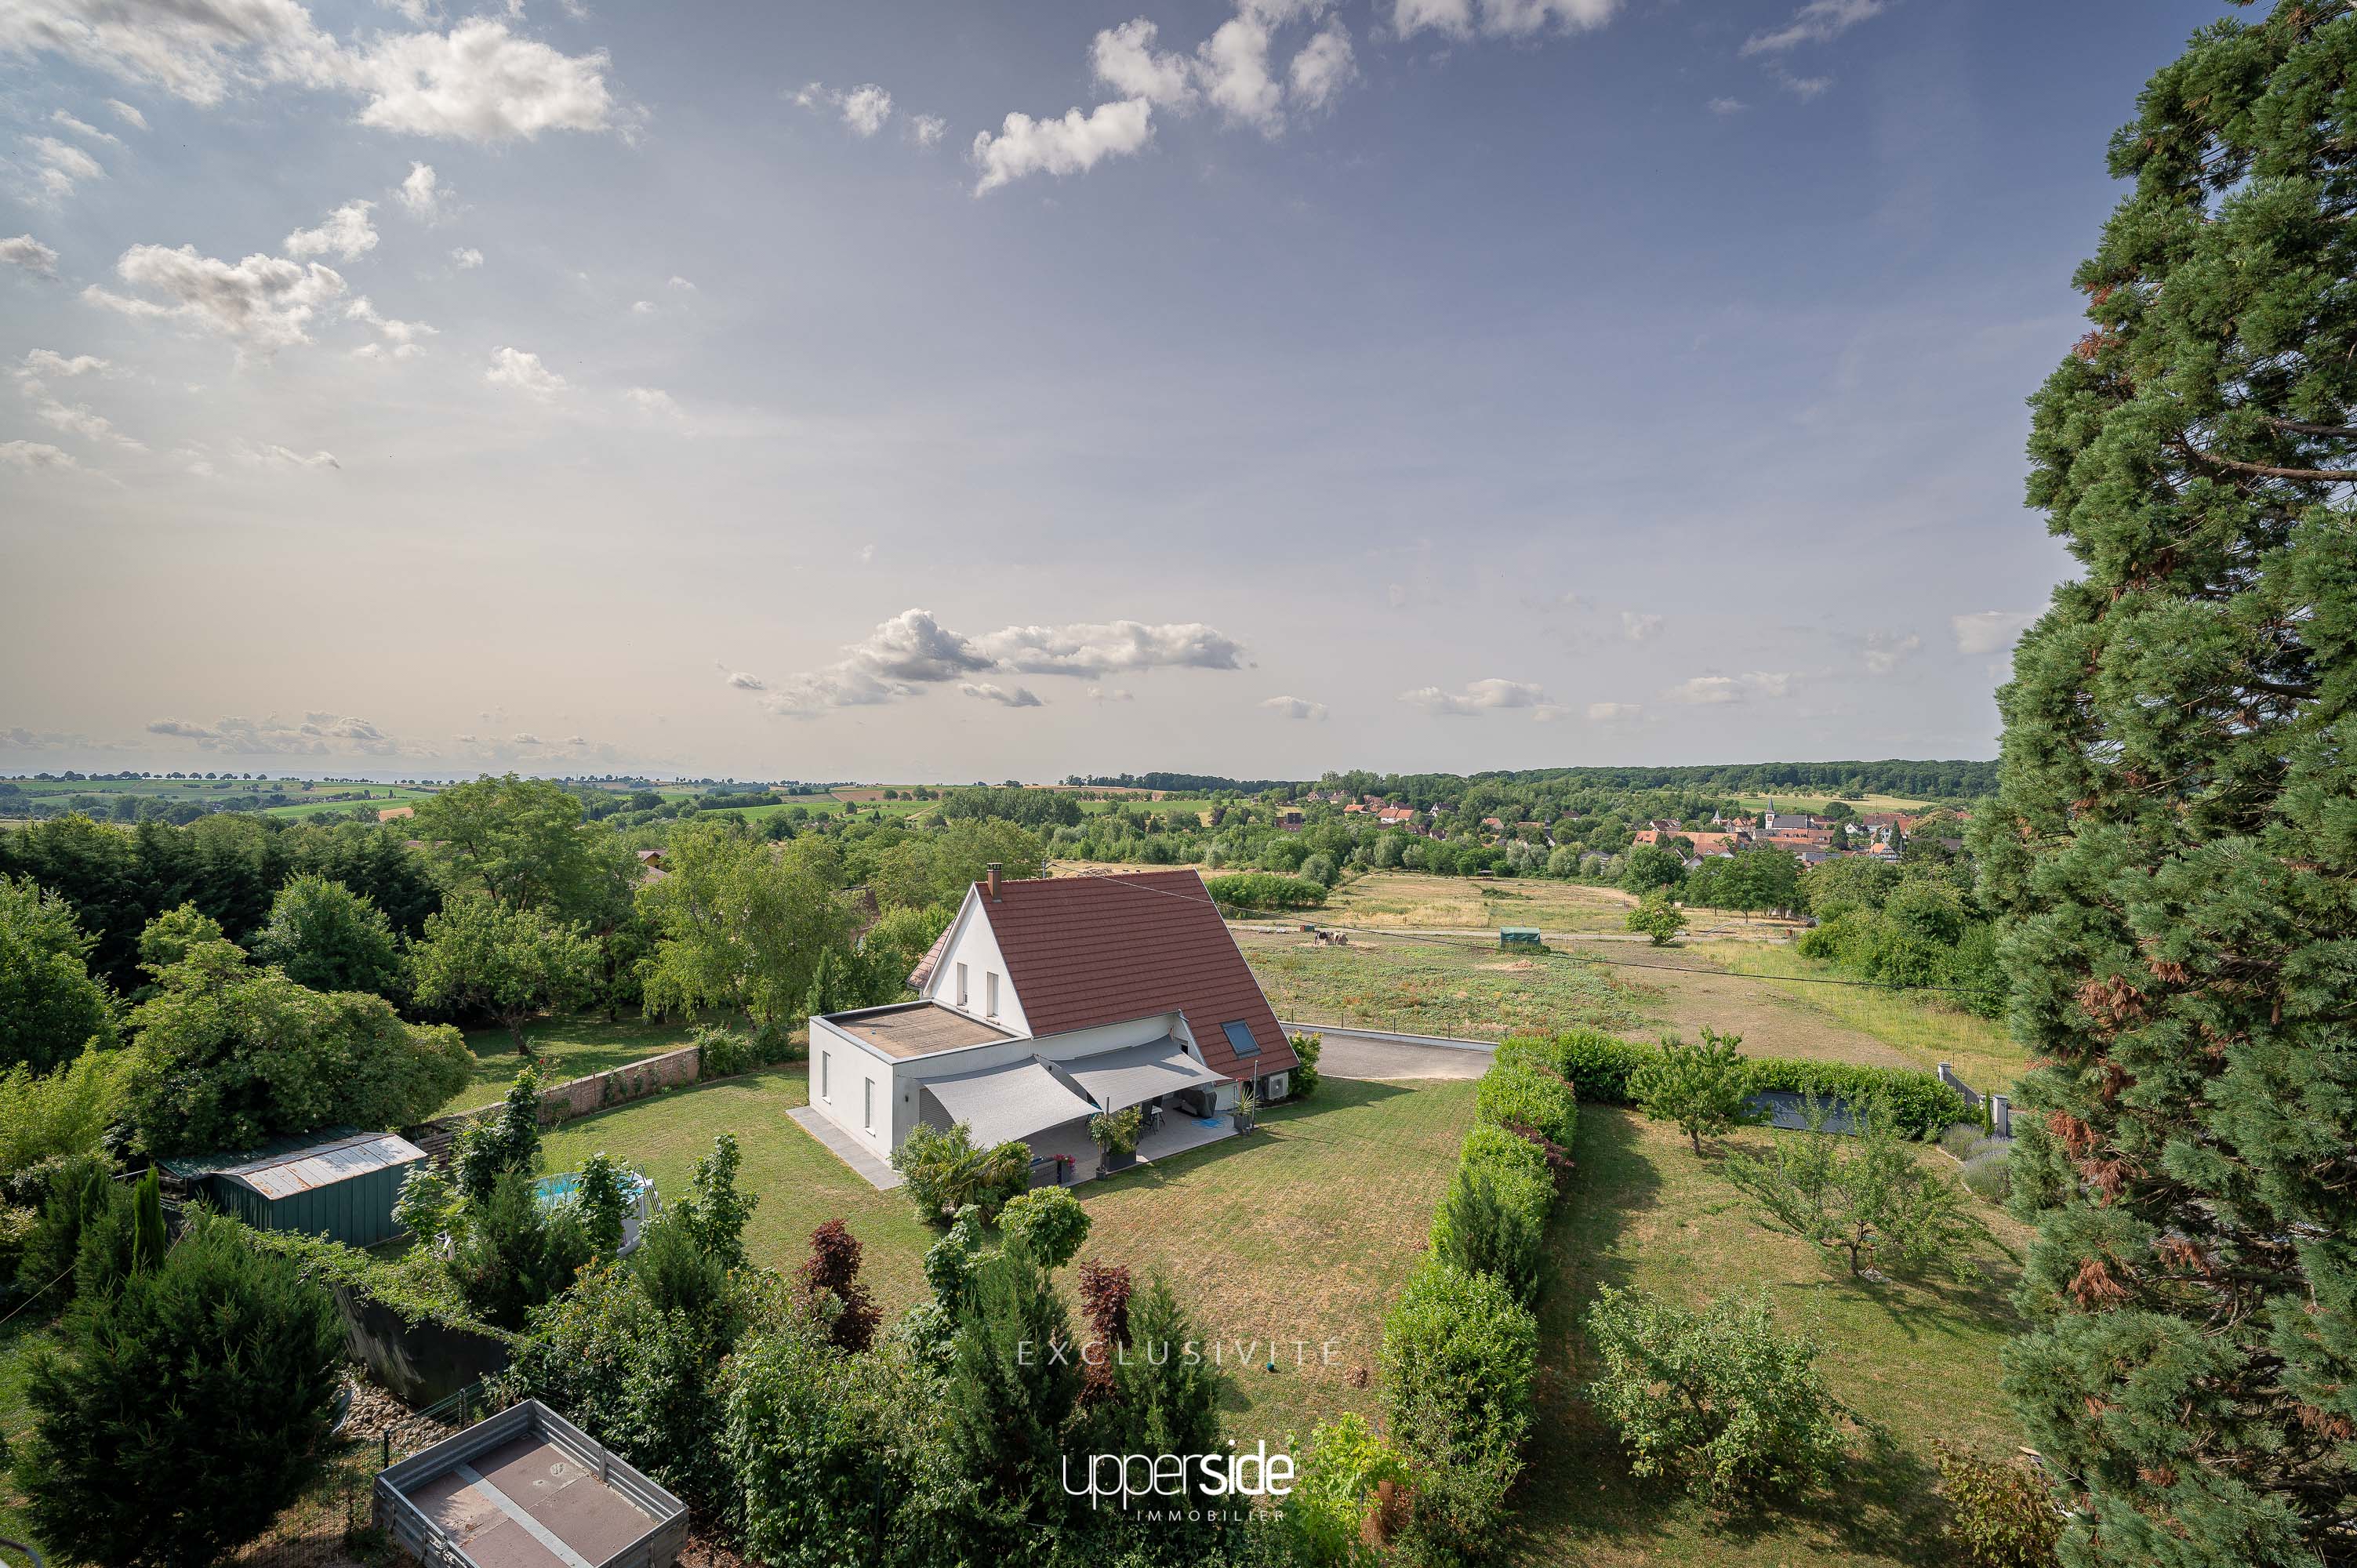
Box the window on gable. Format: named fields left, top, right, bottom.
left=956, top=962, right=969, bottom=1007
left=986, top=971, right=1001, bottom=1018
left=1221, top=1020, right=1261, bottom=1058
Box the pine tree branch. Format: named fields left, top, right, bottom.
left=2178, top=441, right=2357, bottom=482
left=2261, top=416, right=2357, bottom=439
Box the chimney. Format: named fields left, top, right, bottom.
left=986, top=862, right=1001, bottom=900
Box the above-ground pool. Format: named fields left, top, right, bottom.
left=534, top=1171, right=657, bottom=1254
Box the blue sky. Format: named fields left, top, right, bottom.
left=0, top=0, right=2224, bottom=782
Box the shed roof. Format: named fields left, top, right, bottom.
left=162, top=1127, right=427, bottom=1196
left=966, top=869, right=1297, bottom=1080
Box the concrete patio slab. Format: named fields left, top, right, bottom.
left=786, top=1104, right=904, bottom=1191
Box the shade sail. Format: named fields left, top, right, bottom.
left=921, top=1061, right=1099, bottom=1149
left=1064, top=1037, right=1229, bottom=1113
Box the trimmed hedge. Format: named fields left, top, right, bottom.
left=1429, top=1126, right=1553, bottom=1304
left=1498, top=1029, right=1969, bottom=1139
left=1473, top=1058, right=1580, bottom=1148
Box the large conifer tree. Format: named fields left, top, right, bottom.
left=1978, top=5, right=2357, bottom=1563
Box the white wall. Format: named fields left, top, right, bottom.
left=921, top=887, right=1030, bottom=1036
left=806, top=1016, right=903, bottom=1166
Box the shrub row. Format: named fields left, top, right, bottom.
left=1500, top=1029, right=1969, bottom=1139
left=1380, top=1052, right=1578, bottom=1555
left=1203, top=872, right=1328, bottom=911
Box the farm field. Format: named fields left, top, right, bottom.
left=1318, top=869, right=1636, bottom=934
left=1509, top=1108, right=2031, bottom=1566
left=539, top=1066, right=1476, bottom=1443
left=1727, top=791, right=1945, bottom=815
left=1237, top=927, right=1651, bottom=1040
left=1692, top=941, right=2024, bottom=1094
left=440, top=1013, right=701, bottom=1116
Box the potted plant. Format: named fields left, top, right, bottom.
left=1233, top=1085, right=1258, bottom=1133
left=1090, top=1107, right=1144, bottom=1176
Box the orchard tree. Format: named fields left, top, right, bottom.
left=1629, top=1027, right=1764, bottom=1155
left=1625, top=893, right=1687, bottom=947
left=407, top=893, right=599, bottom=1052
left=638, top=822, right=859, bottom=1033
left=1974, top=8, right=2357, bottom=1563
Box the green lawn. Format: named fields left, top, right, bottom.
left=440, top=1013, right=701, bottom=1116
left=1238, top=927, right=1651, bottom=1040
left=1508, top=1108, right=2029, bottom=1566
left=540, top=1065, right=1477, bottom=1445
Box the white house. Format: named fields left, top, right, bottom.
left=807, top=867, right=1298, bottom=1179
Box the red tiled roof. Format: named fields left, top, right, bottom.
left=977, top=869, right=1298, bottom=1081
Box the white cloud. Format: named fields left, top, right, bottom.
left=105, top=99, right=147, bottom=130
left=285, top=198, right=378, bottom=260
left=51, top=110, right=122, bottom=147
left=755, top=608, right=1246, bottom=715
left=665, top=274, right=694, bottom=290
left=484, top=345, right=566, bottom=397
left=1862, top=630, right=1920, bottom=674
left=16, top=368, right=142, bottom=449
left=0, top=439, right=84, bottom=471
left=1586, top=701, right=1642, bottom=722
left=1088, top=685, right=1134, bottom=702
left=347, top=20, right=622, bottom=140
left=1951, top=610, right=2036, bottom=655
left=1287, top=20, right=1355, bottom=113
left=22, top=350, right=107, bottom=376
left=1709, top=96, right=1746, bottom=115
left=2, top=234, right=60, bottom=276
left=85, top=244, right=347, bottom=349
left=1767, top=64, right=1833, bottom=100
left=961, top=681, right=1044, bottom=708
left=3, top=5, right=623, bottom=143
left=792, top=81, right=913, bottom=139
left=397, top=161, right=447, bottom=220
left=146, top=711, right=398, bottom=754
left=1621, top=611, right=1663, bottom=642
left=1400, top=678, right=1556, bottom=717
left=1664, top=671, right=1794, bottom=705
left=721, top=669, right=764, bottom=691
left=840, top=84, right=892, bottom=136
left=624, top=385, right=683, bottom=421
left=1262, top=694, right=1328, bottom=720
left=237, top=441, right=340, bottom=468
left=1386, top=583, right=1408, bottom=608
left=975, top=619, right=1248, bottom=675
left=1196, top=15, right=1283, bottom=134
left=1393, top=0, right=1618, bottom=41
left=630, top=299, right=654, bottom=314
left=345, top=295, right=434, bottom=355
left=1091, top=19, right=1197, bottom=110
left=450, top=245, right=483, bottom=268
left=971, top=99, right=1153, bottom=194
left=25, top=135, right=104, bottom=198
left=1741, top=0, right=1886, bottom=55
left=906, top=113, right=946, bottom=148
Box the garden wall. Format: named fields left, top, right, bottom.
left=405, top=1044, right=704, bottom=1163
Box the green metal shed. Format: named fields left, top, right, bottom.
left=159, top=1127, right=428, bottom=1247
left=1499, top=927, right=1544, bottom=950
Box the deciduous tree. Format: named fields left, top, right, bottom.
left=407, top=893, right=598, bottom=1052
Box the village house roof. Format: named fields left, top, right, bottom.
left=974, top=869, right=1298, bottom=1081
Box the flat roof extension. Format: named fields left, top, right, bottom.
left=823, top=1000, right=1019, bottom=1060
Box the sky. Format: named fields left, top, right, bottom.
left=0, top=0, right=2228, bottom=783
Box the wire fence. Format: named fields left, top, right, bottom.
left=227, top=1380, right=492, bottom=1568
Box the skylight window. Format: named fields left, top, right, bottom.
left=1221, top=1020, right=1260, bottom=1057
